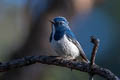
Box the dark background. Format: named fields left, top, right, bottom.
left=0, top=0, right=120, bottom=80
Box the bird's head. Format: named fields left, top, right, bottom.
left=50, top=16, right=69, bottom=29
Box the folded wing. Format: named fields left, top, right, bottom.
left=65, top=29, right=89, bottom=62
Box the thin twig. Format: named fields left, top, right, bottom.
left=0, top=56, right=119, bottom=80
left=89, top=36, right=100, bottom=80
left=90, top=36, right=100, bottom=66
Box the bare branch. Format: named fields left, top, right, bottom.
left=0, top=36, right=119, bottom=80
left=90, top=36, right=100, bottom=66
left=0, top=56, right=119, bottom=80
left=89, top=36, right=100, bottom=80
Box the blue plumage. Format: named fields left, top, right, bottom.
left=65, top=29, right=76, bottom=40
left=49, top=16, right=89, bottom=62
left=54, top=27, right=76, bottom=41
left=53, top=16, right=68, bottom=23
left=54, top=28, right=65, bottom=41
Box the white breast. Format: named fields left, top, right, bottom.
left=50, top=35, right=79, bottom=59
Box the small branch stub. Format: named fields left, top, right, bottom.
left=90, top=36, right=100, bottom=66
left=89, top=36, right=100, bottom=80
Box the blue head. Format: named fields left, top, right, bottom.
left=50, top=16, right=69, bottom=29
left=49, top=16, right=74, bottom=41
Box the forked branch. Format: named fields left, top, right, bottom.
left=0, top=37, right=119, bottom=80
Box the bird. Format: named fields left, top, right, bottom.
left=49, top=16, right=89, bottom=63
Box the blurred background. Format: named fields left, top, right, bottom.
left=0, top=0, right=120, bottom=80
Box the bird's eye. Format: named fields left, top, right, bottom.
left=60, top=21, right=65, bottom=24
left=59, top=22, right=63, bottom=24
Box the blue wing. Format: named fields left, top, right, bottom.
left=65, top=29, right=89, bottom=62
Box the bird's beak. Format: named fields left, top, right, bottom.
left=49, top=20, right=55, bottom=24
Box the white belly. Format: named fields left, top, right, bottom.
left=50, top=35, right=79, bottom=59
